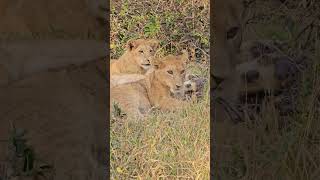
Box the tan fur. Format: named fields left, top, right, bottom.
left=212, top=2, right=246, bottom=176
left=213, top=0, right=288, bottom=122
left=110, top=39, right=159, bottom=75
left=212, top=0, right=244, bottom=122
left=111, top=53, right=188, bottom=118
left=236, top=40, right=293, bottom=94
left=212, top=0, right=244, bottom=81
left=236, top=57, right=280, bottom=95
left=110, top=74, right=146, bottom=88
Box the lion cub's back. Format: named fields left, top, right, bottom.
left=111, top=81, right=151, bottom=117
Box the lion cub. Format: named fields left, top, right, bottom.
left=111, top=52, right=188, bottom=118
left=110, top=38, right=159, bottom=75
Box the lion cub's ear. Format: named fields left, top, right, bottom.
left=126, top=39, right=140, bottom=51
left=153, top=57, right=161, bottom=69
left=153, top=57, right=165, bottom=69
left=148, top=39, right=160, bottom=50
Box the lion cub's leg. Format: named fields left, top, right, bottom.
left=156, top=97, right=187, bottom=112
left=110, top=68, right=156, bottom=87
left=110, top=74, right=146, bottom=88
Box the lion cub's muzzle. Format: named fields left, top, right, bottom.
left=175, top=84, right=182, bottom=91
left=140, top=58, right=152, bottom=69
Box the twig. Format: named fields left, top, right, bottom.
left=294, top=19, right=315, bottom=42
left=190, top=42, right=209, bottom=58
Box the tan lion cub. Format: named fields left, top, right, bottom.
left=110, top=38, right=159, bottom=75
left=111, top=52, right=188, bottom=118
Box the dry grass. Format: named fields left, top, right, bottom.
left=110, top=68, right=210, bottom=179
left=214, top=1, right=320, bottom=179
left=110, top=0, right=210, bottom=179
left=111, top=92, right=210, bottom=179
left=110, top=0, right=209, bottom=60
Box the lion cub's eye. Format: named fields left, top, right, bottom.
left=167, top=70, right=173, bottom=75
left=149, top=49, right=153, bottom=52
left=139, top=50, right=144, bottom=53
left=226, top=26, right=239, bottom=40
left=180, top=70, right=185, bottom=74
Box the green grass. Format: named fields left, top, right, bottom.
left=110, top=0, right=210, bottom=178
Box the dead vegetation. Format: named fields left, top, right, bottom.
left=110, top=0, right=210, bottom=179
left=214, top=0, right=320, bottom=179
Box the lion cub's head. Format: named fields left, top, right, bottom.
left=126, top=38, right=159, bottom=70
left=212, top=0, right=244, bottom=86
left=154, top=51, right=188, bottom=94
